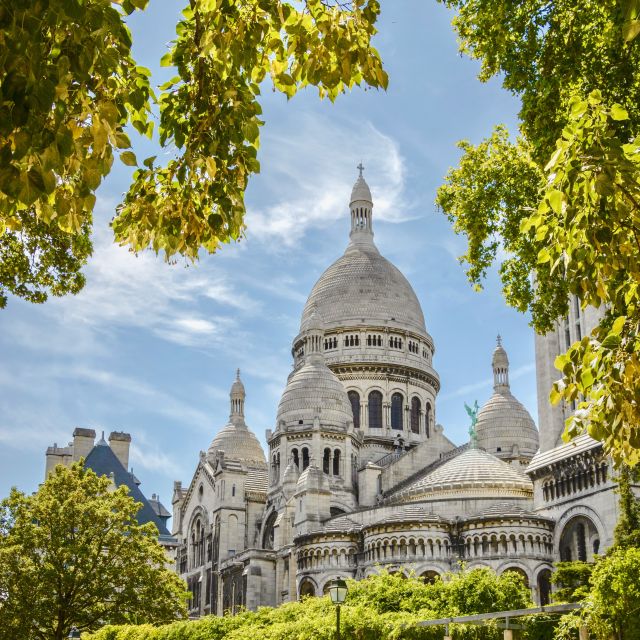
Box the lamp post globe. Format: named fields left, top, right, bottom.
left=328, top=578, right=348, bottom=605
left=328, top=578, right=348, bottom=640
left=68, top=628, right=81, bottom=639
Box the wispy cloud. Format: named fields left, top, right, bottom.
left=439, top=362, right=535, bottom=401
left=246, top=115, right=410, bottom=246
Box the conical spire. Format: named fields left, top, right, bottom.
left=492, top=335, right=510, bottom=391
left=229, top=369, right=246, bottom=426
left=349, top=164, right=374, bottom=243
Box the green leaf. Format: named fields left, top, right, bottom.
left=611, top=316, right=626, bottom=335
left=610, top=104, right=629, bottom=121
left=120, top=151, right=138, bottom=167
left=548, top=190, right=564, bottom=215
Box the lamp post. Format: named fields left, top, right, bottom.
left=68, top=627, right=81, bottom=639
left=328, top=578, right=348, bottom=640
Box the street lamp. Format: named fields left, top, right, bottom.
left=328, top=578, right=348, bottom=640
left=68, top=628, right=81, bottom=639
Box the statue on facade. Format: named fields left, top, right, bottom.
left=464, top=400, right=479, bottom=448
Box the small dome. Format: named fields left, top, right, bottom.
left=350, top=175, right=372, bottom=203
left=476, top=337, right=539, bottom=461
left=276, top=359, right=353, bottom=429
left=207, top=423, right=266, bottom=464
left=207, top=371, right=266, bottom=464
left=476, top=390, right=539, bottom=460
left=393, top=448, right=533, bottom=501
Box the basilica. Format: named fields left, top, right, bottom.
left=170, top=172, right=620, bottom=616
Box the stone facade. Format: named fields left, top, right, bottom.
left=172, top=172, right=633, bottom=616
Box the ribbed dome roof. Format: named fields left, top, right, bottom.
left=277, top=359, right=353, bottom=428
left=300, top=242, right=427, bottom=335
left=207, top=422, right=266, bottom=464
left=476, top=389, right=539, bottom=460
left=394, top=448, right=532, bottom=501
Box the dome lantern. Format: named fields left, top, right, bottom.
left=492, top=335, right=510, bottom=391
left=230, top=368, right=246, bottom=425
left=349, top=163, right=374, bottom=244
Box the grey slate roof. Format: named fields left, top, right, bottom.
left=365, top=505, right=447, bottom=528
left=465, top=502, right=552, bottom=522
left=526, top=434, right=600, bottom=474
left=84, top=443, right=171, bottom=536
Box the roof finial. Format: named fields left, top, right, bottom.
left=357, top=161, right=364, bottom=178
left=236, top=368, right=241, bottom=380
left=496, top=334, right=502, bottom=347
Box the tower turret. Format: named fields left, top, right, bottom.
left=230, top=369, right=246, bottom=426
left=349, top=163, right=374, bottom=244
left=492, top=335, right=510, bottom=391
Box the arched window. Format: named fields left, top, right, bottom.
left=333, top=449, right=341, bottom=476
left=292, top=448, right=299, bottom=470
left=410, top=397, right=421, bottom=434
left=425, top=403, right=432, bottom=438
left=348, top=390, right=361, bottom=429
left=299, top=579, right=316, bottom=599
left=368, top=391, right=383, bottom=428
left=323, top=448, right=330, bottom=474
left=262, top=511, right=277, bottom=550
left=302, top=447, right=309, bottom=470
left=503, top=567, right=529, bottom=588
left=391, top=393, right=403, bottom=430
left=559, top=516, right=598, bottom=563
left=538, top=569, right=552, bottom=606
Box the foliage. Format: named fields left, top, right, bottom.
left=436, top=0, right=640, bottom=465
left=613, top=465, right=640, bottom=549
left=0, top=462, right=188, bottom=640
left=0, top=0, right=386, bottom=307
left=556, top=547, right=640, bottom=640
left=0, top=0, right=153, bottom=308
left=85, top=568, right=538, bottom=640
left=550, top=562, right=593, bottom=604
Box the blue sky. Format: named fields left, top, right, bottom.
left=0, top=2, right=538, bottom=510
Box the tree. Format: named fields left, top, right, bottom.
left=613, top=465, right=640, bottom=549
left=585, top=547, right=640, bottom=640
left=435, top=0, right=640, bottom=465
left=0, top=462, right=188, bottom=640
left=550, top=561, right=593, bottom=604
left=0, top=0, right=386, bottom=308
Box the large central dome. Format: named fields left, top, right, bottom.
left=300, top=242, right=427, bottom=335
left=299, top=173, right=427, bottom=337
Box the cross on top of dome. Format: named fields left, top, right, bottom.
left=357, top=161, right=365, bottom=178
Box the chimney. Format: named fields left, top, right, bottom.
left=72, top=428, right=96, bottom=461
left=108, top=431, right=131, bottom=469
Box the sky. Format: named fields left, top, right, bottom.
left=0, top=2, right=538, bottom=512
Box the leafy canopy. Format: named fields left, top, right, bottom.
left=436, top=0, right=640, bottom=465
left=0, top=0, right=386, bottom=307
left=0, top=462, right=188, bottom=640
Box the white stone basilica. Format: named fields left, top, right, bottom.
left=171, top=172, right=621, bottom=616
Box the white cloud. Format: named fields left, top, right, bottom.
left=246, top=114, right=410, bottom=246
left=439, top=362, right=535, bottom=401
